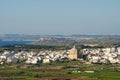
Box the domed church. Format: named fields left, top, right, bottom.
left=68, top=45, right=78, bottom=60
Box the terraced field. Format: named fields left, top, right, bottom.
left=0, top=61, right=120, bottom=80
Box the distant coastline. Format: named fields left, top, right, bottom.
left=0, top=40, right=32, bottom=46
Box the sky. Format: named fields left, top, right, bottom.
left=0, top=0, right=120, bottom=35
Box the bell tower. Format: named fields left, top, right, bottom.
left=68, top=45, right=78, bottom=59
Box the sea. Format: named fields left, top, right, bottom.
left=0, top=40, right=32, bottom=46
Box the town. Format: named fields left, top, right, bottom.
left=0, top=45, right=120, bottom=65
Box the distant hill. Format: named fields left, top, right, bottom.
left=0, top=34, right=120, bottom=47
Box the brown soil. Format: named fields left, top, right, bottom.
left=41, top=77, right=95, bottom=80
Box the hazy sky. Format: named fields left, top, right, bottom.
left=0, top=0, right=120, bottom=35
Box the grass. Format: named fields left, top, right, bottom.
left=0, top=61, right=120, bottom=80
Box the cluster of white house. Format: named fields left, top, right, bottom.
left=0, top=46, right=120, bottom=64
left=82, top=47, right=120, bottom=64
left=0, top=50, right=70, bottom=64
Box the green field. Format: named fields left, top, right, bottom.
left=0, top=61, right=120, bottom=80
